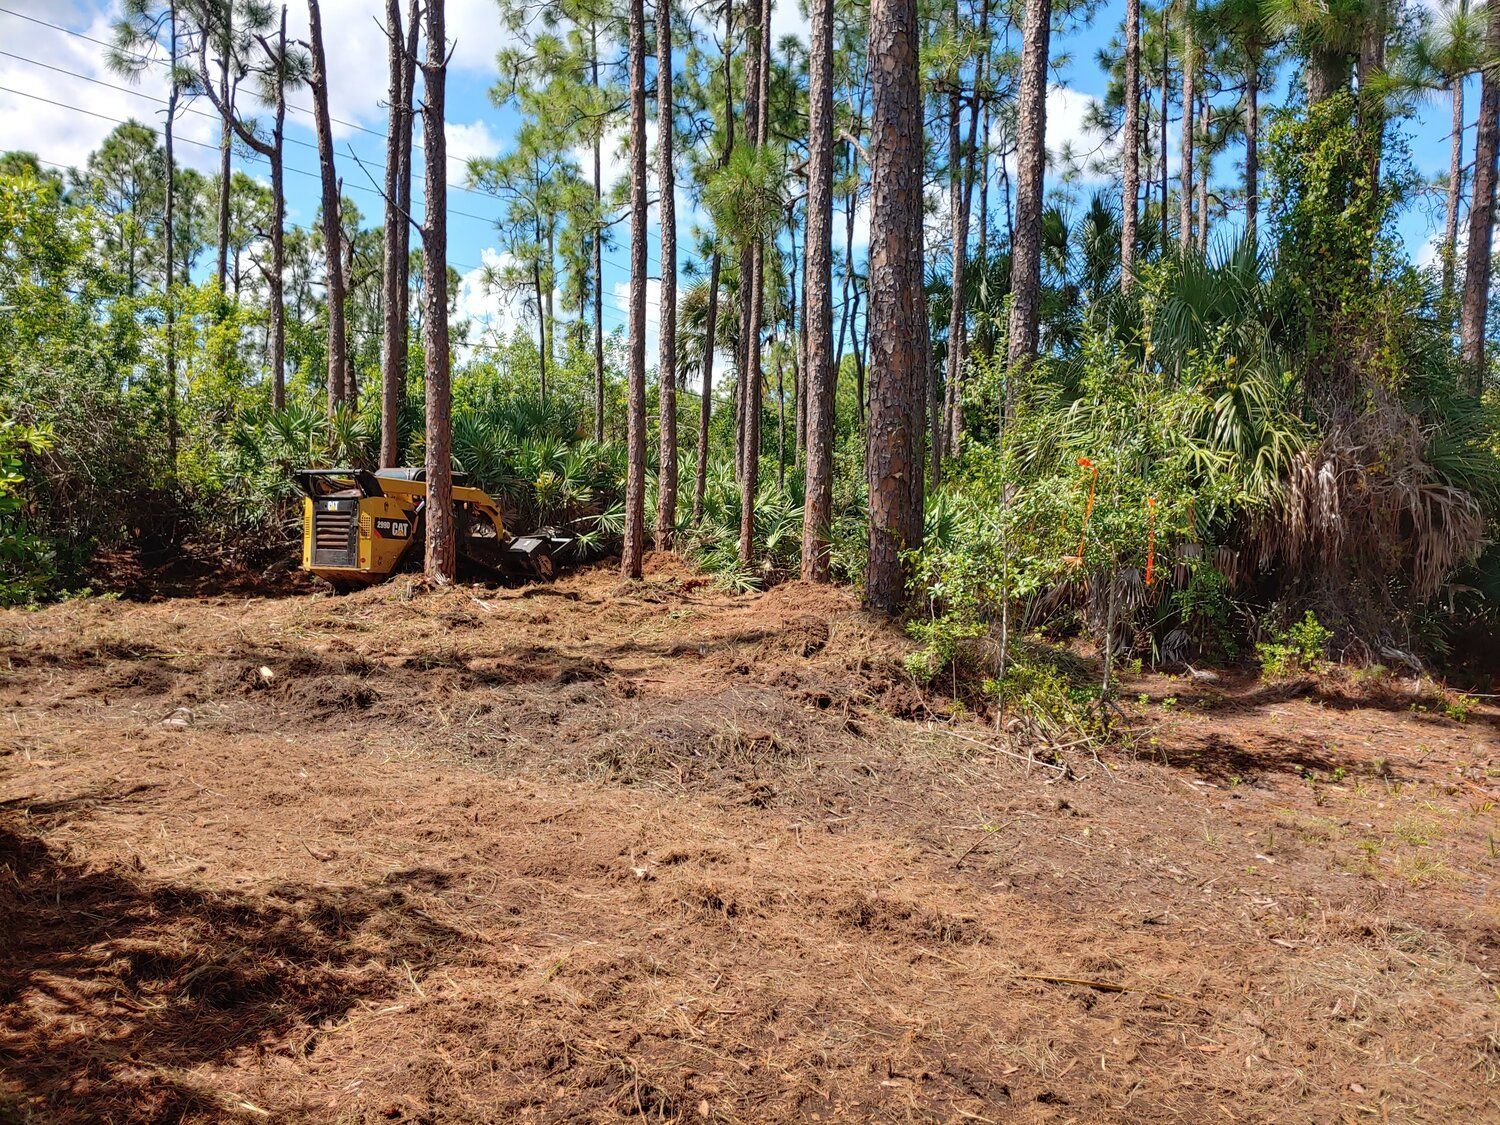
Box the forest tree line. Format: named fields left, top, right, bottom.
left=2, top=0, right=1499, bottom=689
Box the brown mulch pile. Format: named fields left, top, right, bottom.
left=1, top=555, right=1496, bottom=1121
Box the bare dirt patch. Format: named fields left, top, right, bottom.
left=2, top=555, right=1496, bottom=1121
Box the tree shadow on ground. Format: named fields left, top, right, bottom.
left=0, top=816, right=464, bottom=1123
left=1144, top=730, right=1361, bottom=785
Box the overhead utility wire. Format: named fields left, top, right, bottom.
left=0, top=7, right=663, bottom=270
left=0, top=85, right=662, bottom=318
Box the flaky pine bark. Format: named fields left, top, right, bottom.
left=1460, top=12, right=1500, bottom=391
left=866, top=0, right=925, bottom=614
left=1121, top=0, right=1140, bottom=286
left=800, top=0, right=836, bottom=581
left=307, top=0, right=348, bottom=413
left=1196, top=95, right=1208, bottom=249
left=1005, top=0, right=1052, bottom=382
left=1307, top=43, right=1351, bottom=106
left=695, top=0, right=735, bottom=523
left=379, top=0, right=414, bottom=467
left=789, top=212, right=805, bottom=463
left=1178, top=0, right=1195, bottom=254
left=1357, top=0, right=1387, bottom=193
left=693, top=251, right=721, bottom=524
left=215, top=4, right=231, bottom=294
left=165, top=0, right=180, bottom=468
left=738, top=0, right=772, bottom=566
left=1160, top=6, right=1169, bottom=234
left=591, top=19, right=605, bottom=442
left=1244, top=46, right=1259, bottom=247
left=268, top=10, right=287, bottom=410
left=420, top=0, right=454, bottom=583
left=1444, top=74, right=1465, bottom=307
left=621, top=0, right=648, bottom=578
left=655, top=0, right=678, bottom=550
left=734, top=0, right=766, bottom=481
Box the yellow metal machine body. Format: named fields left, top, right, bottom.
left=296, top=468, right=572, bottom=586
left=297, top=469, right=506, bottom=585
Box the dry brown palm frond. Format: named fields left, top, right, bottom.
left=1252, top=393, right=1486, bottom=606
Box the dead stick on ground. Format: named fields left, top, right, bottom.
left=932, top=727, right=1068, bottom=774
left=1016, top=972, right=1200, bottom=1007
left=953, top=819, right=1018, bottom=868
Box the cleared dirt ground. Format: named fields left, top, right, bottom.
left=1, top=556, right=1496, bottom=1122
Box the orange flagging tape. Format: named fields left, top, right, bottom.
left=1064, top=457, right=1098, bottom=565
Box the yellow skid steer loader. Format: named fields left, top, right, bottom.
left=296, top=468, right=575, bottom=588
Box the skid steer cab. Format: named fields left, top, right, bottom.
left=295, top=468, right=575, bottom=588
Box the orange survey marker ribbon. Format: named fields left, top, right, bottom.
left=1063, top=457, right=1099, bottom=567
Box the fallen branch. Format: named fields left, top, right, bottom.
left=1016, top=972, right=1199, bottom=1007
left=932, top=726, right=1068, bottom=775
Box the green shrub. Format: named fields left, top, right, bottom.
left=1257, top=611, right=1334, bottom=677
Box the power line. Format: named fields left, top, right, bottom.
left=0, top=6, right=663, bottom=271
left=26, top=153, right=655, bottom=336
left=0, top=84, right=662, bottom=317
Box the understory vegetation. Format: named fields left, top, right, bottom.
left=2, top=0, right=1498, bottom=724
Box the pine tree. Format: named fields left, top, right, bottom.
left=800, top=0, right=837, bottom=581
left=622, top=0, right=649, bottom=579
left=866, top=0, right=925, bottom=613
left=1460, top=8, right=1500, bottom=390
left=1005, top=0, right=1052, bottom=384
left=655, top=0, right=679, bottom=551
left=306, top=0, right=349, bottom=415
left=381, top=0, right=418, bottom=467
left=1122, top=0, right=1141, bottom=285
left=420, top=0, right=455, bottom=583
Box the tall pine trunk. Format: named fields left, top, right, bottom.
left=307, top=0, right=348, bottom=414
left=1196, top=94, right=1209, bottom=249
left=1178, top=0, right=1195, bottom=254
left=268, top=12, right=287, bottom=410
left=655, top=0, right=678, bottom=551
left=1121, top=0, right=1140, bottom=286
left=215, top=9, right=231, bottom=294
left=591, top=21, right=606, bottom=443
left=622, top=0, right=649, bottom=578
left=738, top=0, right=771, bottom=565
left=693, top=251, right=721, bottom=524
left=1006, top=0, right=1052, bottom=383
left=1244, top=45, right=1259, bottom=247
left=1443, top=74, right=1465, bottom=308
left=866, top=0, right=925, bottom=613
left=165, top=0, right=179, bottom=470
left=801, top=0, right=836, bottom=581
left=421, top=0, right=455, bottom=583
left=380, top=0, right=411, bottom=467
left=1160, top=6, right=1169, bottom=240
left=1460, top=13, right=1500, bottom=392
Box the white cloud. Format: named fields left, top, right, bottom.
left=991, top=84, right=1109, bottom=188
left=611, top=276, right=663, bottom=368
left=447, top=121, right=507, bottom=171
left=833, top=194, right=871, bottom=254
left=0, top=0, right=520, bottom=171
left=1414, top=229, right=1444, bottom=270
left=282, top=0, right=516, bottom=136
left=455, top=247, right=529, bottom=352
left=769, top=0, right=811, bottom=46
left=0, top=2, right=223, bottom=172
left=575, top=117, right=658, bottom=197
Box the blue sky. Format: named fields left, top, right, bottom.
left=0, top=0, right=1472, bottom=359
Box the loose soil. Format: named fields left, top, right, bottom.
left=1, top=556, right=1496, bottom=1122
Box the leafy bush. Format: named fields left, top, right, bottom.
left=1256, top=611, right=1334, bottom=677
left=0, top=419, right=56, bottom=604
